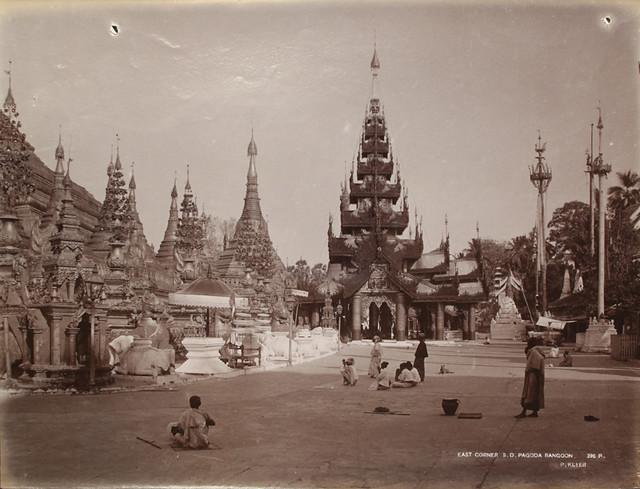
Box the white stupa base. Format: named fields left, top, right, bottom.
left=582, top=318, right=617, bottom=353
left=176, top=337, right=231, bottom=375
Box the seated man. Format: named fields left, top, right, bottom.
left=559, top=350, right=573, bottom=367
left=392, top=361, right=418, bottom=388
left=372, top=361, right=392, bottom=390
left=340, top=357, right=359, bottom=386
left=169, top=395, right=215, bottom=449
left=408, top=361, right=421, bottom=384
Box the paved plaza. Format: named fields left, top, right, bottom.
left=1, top=342, right=639, bottom=489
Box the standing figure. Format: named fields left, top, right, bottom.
left=515, top=338, right=546, bottom=418
left=414, top=333, right=428, bottom=381
left=169, top=395, right=215, bottom=449
left=368, top=335, right=383, bottom=377
left=340, top=357, right=359, bottom=386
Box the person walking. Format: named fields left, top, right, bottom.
left=414, top=333, right=428, bottom=382
left=515, top=338, right=546, bottom=418
left=368, top=335, right=383, bottom=377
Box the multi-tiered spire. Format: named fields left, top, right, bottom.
left=339, top=46, right=408, bottom=238
left=175, top=165, right=204, bottom=261
left=86, top=136, right=131, bottom=258
left=41, top=130, right=67, bottom=228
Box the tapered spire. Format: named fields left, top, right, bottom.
left=240, top=130, right=264, bottom=225
left=156, top=175, right=181, bottom=266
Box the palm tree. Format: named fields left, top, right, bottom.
left=608, top=170, right=640, bottom=240
left=608, top=170, right=640, bottom=213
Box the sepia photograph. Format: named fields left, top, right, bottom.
left=0, top=1, right=638, bottom=488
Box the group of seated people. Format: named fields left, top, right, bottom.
left=340, top=358, right=421, bottom=389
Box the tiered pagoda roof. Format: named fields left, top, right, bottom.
left=329, top=46, right=422, bottom=278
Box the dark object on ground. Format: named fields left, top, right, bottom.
left=457, top=412, right=482, bottom=419
left=514, top=413, right=526, bottom=418
left=171, top=443, right=221, bottom=451
left=373, top=406, right=390, bottom=413
left=136, top=436, right=162, bottom=449
left=442, top=398, right=460, bottom=416
left=584, top=415, right=600, bottom=422
left=364, top=411, right=410, bottom=416
left=171, top=425, right=184, bottom=436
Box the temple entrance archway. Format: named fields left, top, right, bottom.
left=362, top=296, right=396, bottom=340
left=379, top=302, right=393, bottom=339
left=367, top=302, right=379, bottom=339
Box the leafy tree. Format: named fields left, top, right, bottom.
left=547, top=201, right=592, bottom=268
left=201, top=215, right=236, bottom=261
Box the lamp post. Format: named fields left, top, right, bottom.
left=529, top=132, right=552, bottom=314
left=335, top=302, right=343, bottom=352
left=83, top=269, right=104, bottom=386
left=591, top=109, right=611, bottom=317
left=285, top=294, right=295, bottom=366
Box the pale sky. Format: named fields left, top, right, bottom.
left=1, top=1, right=638, bottom=266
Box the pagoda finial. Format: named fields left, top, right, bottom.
left=3, top=59, right=16, bottom=114
left=476, top=220, right=480, bottom=240
left=596, top=104, right=604, bottom=154
left=370, top=36, right=381, bottom=98
left=54, top=126, right=65, bottom=175
left=63, top=154, right=73, bottom=199
left=248, top=127, right=258, bottom=157
left=55, top=125, right=64, bottom=159
left=445, top=213, right=449, bottom=238
left=247, top=130, right=258, bottom=180
left=171, top=171, right=178, bottom=198
left=129, top=162, right=136, bottom=190
left=114, top=133, right=122, bottom=170
left=185, top=164, right=192, bottom=192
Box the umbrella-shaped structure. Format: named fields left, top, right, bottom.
left=168, top=271, right=248, bottom=375
left=168, top=272, right=248, bottom=335
left=169, top=276, right=246, bottom=309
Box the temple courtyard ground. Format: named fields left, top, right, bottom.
left=1, top=341, right=638, bottom=489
